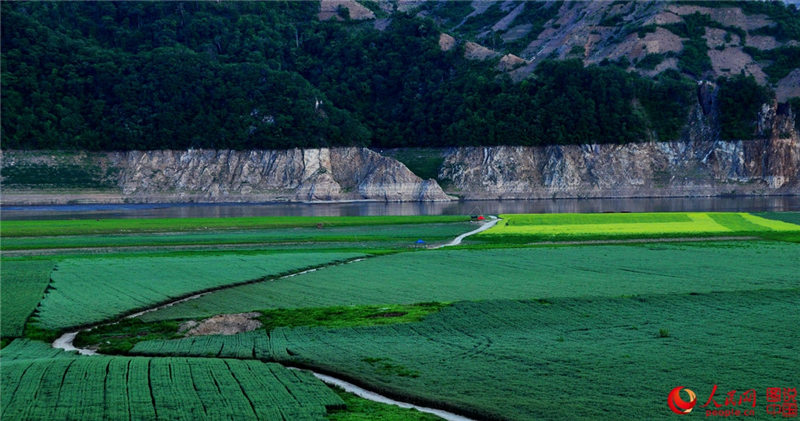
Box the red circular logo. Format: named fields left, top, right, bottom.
left=668, top=386, right=697, bottom=415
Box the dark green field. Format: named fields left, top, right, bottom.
left=2, top=212, right=799, bottom=420
left=0, top=223, right=472, bottom=251
left=0, top=215, right=468, bottom=237
left=140, top=241, right=800, bottom=321
left=0, top=260, right=53, bottom=337
left=129, top=291, right=799, bottom=419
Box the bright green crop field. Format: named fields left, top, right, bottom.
left=479, top=212, right=800, bottom=242
left=2, top=211, right=799, bottom=420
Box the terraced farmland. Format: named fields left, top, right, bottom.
left=479, top=212, right=800, bottom=242
left=0, top=340, right=343, bottom=420
left=142, top=241, right=800, bottom=321
left=35, top=251, right=363, bottom=330
left=0, top=259, right=54, bottom=337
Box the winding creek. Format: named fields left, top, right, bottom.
left=50, top=226, right=494, bottom=420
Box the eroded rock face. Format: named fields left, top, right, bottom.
left=115, top=147, right=454, bottom=202
left=440, top=104, right=800, bottom=199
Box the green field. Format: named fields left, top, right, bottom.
left=1, top=223, right=473, bottom=251
left=328, top=386, right=441, bottom=421
left=77, top=303, right=448, bottom=355
left=141, top=241, right=800, bottom=321
left=480, top=212, right=800, bottom=242
left=0, top=339, right=343, bottom=420
left=0, top=260, right=54, bottom=337
left=129, top=290, right=800, bottom=420
left=1, top=215, right=468, bottom=237
left=3, top=211, right=800, bottom=420
left=756, top=211, right=800, bottom=225
left=34, top=251, right=363, bottom=330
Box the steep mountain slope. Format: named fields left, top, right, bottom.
left=1, top=1, right=799, bottom=202
left=417, top=1, right=799, bottom=89
left=2, top=1, right=798, bottom=152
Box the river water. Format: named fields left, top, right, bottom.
left=2, top=196, right=798, bottom=220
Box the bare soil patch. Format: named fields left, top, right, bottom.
left=180, top=312, right=262, bottom=336
left=709, top=47, right=767, bottom=84
left=464, top=42, right=499, bottom=61
left=777, top=69, right=800, bottom=102
left=439, top=33, right=456, bottom=52
left=318, top=0, right=375, bottom=21
left=746, top=35, right=779, bottom=51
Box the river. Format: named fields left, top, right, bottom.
left=2, top=196, right=798, bottom=220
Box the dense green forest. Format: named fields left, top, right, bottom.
left=0, top=2, right=794, bottom=151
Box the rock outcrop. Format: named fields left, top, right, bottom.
left=114, top=147, right=454, bottom=202
left=3, top=103, right=798, bottom=205
left=439, top=103, right=800, bottom=199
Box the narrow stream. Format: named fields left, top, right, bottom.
left=293, top=369, right=475, bottom=421
left=50, top=226, right=493, bottom=420
left=51, top=326, right=475, bottom=420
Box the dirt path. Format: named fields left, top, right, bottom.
left=434, top=216, right=499, bottom=248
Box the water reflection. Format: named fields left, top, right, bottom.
left=2, top=196, right=798, bottom=220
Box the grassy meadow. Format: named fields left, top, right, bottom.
left=2, top=211, right=799, bottom=420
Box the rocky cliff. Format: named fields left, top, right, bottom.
left=2, top=103, right=798, bottom=205
left=0, top=147, right=454, bottom=204
left=115, top=147, right=453, bottom=202
left=439, top=102, right=799, bottom=199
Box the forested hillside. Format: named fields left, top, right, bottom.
left=2, top=1, right=798, bottom=151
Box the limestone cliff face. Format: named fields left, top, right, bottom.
left=3, top=101, right=798, bottom=205
left=439, top=103, right=800, bottom=199
left=114, top=147, right=454, bottom=202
